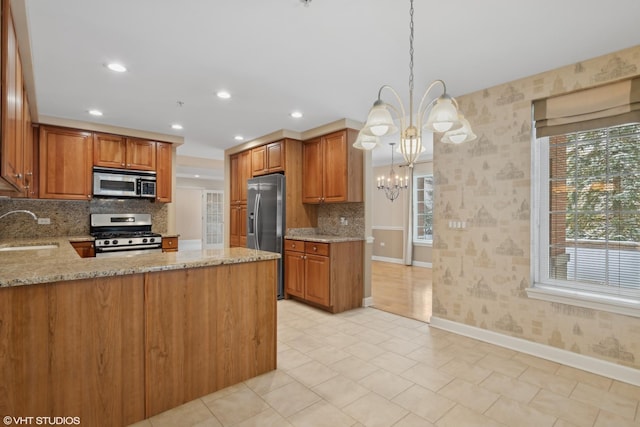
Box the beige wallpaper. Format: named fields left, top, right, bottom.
left=433, top=45, right=640, bottom=368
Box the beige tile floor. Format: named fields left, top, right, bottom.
left=131, top=300, right=640, bottom=427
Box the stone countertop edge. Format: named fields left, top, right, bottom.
left=0, top=237, right=280, bottom=288
left=284, top=234, right=364, bottom=243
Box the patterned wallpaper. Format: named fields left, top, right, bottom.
left=433, top=45, right=640, bottom=368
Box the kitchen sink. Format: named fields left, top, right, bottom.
left=0, top=243, right=59, bottom=252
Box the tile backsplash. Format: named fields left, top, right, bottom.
left=0, top=198, right=168, bottom=239
left=317, top=202, right=364, bottom=237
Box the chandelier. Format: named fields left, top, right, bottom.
left=353, top=0, right=476, bottom=166
left=377, top=143, right=407, bottom=202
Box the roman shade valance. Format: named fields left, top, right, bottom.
left=533, top=77, right=640, bottom=137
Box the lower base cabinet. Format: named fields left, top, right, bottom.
left=0, top=276, right=145, bottom=426
left=161, top=236, right=178, bottom=252
left=0, top=260, right=277, bottom=426
left=284, top=239, right=363, bottom=313
left=70, top=240, right=95, bottom=257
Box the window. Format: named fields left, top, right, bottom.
left=414, top=174, right=434, bottom=244
left=532, top=123, right=640, bottom=315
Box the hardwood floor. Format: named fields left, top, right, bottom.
left=371, top=261, right=432, bottom=323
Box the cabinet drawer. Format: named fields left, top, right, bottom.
left=304, top=242, right=329, bottom=256
left=284, top=239, right=304, bottom=253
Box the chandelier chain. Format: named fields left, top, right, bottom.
left=408, top=0, right=414, bottom=123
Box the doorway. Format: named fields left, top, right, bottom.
left=202, top=190, right=223, bottom=249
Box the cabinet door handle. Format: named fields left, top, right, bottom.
left=313, top=246, right=317, bottom=251
left=14, top=173, right=23, bottom=179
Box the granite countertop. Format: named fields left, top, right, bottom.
left=0, top=237, right=280, bottom=288
left=284, top=234, right=364, bottom=243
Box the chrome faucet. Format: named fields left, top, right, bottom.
left=0, top=210, right=38, bottom=221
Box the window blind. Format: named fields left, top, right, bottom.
left=534, top=77, right=640, bottom=138
left=548, top=124, right=640, bottom=290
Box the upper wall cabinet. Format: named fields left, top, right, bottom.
left=302, top=129, right=362, bottom=204
left=94, top=133, right=157, bottom=171
left=251, top=140, right=284, bottom=176
left=0, top=0, right=28, bottom=193
left=155, top=142, right=172, bottom=203
left=39, top=126, right=93, bottom=200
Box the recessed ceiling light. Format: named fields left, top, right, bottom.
left=88, top=109, right=103, bottom=116
left=234, top=135, right=244, bottom=141
left=216, top=91, right=231, bottom=99
left=194, top=174, right=200, bottom=178
left=171, top=124, right=183, bottom=130
left=106, top=63, right=127, bottom=72
left=290, top=111, right=303, bottom=119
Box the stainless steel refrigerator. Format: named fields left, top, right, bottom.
left=247, top=173, right=286, bottom=299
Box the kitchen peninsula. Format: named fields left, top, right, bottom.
left=0, top=240, right=278, bottom=426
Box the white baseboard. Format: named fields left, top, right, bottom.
left=362, top=297, right=374, bottom=307
left=430, top=316, right=640, bottom=387
left=412, top=261, right=432, bottom=268
left=372, top=256, right=404, bottom=264
left=371, top=256, right=432, bottom=268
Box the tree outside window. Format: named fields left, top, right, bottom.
left=414, top=174, right=434, bottom=243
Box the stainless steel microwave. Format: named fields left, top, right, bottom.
left=93, top=167, right=157, bottom=199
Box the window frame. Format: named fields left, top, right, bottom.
left=529, top=126, right=640, bottom=318
left=413, top=173, right=434, bottom=246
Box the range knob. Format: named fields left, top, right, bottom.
left=112, top=240, right=119, bottom=245
left=128, top=240, right=133, bottom=244
left=149, top=237, right=155, bottom=243
left=142, top=238, right=148, bottom=243
left=104, top=240, right=110, bottom=245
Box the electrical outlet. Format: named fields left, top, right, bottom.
left=380, top=242, right=385, bottom=247
left=340, top=217, right=348, bottom=226
left=37, top=218, right=51, bottom=225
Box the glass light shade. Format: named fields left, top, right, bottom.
left=424, top=96, right=462, bottom=133
left=362, top=102, right=398, bottom=136
left=396, top=137, right=426, bottom=154
left=353, top=132, right=380, bottom=150
left=441, top=115, right=477, bottom=144
left=398, top=127, right=424, bottom=166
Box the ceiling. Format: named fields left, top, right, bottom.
left=23, top=0, right=640, bottom=176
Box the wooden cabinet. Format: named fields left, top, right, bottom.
left=0, top=261, right=277, bottom=425
left=22, top=95, right=36, bottom=198
left=284, top=240, right=305, bottom=298
left=156, top=142, right=172, bottom=202
left=39, top=126, right=93, bottom=200
left=70, top=240, right=95, bottom=258
left=0, top=0, right=27, bottom=193
left=251, top=140, right=284, bottom=176
left=284, top=239, right=363, bottom=313
left=230, top=150, right=251, bottom=205
left=0, top=276, right=146, bottom=426
left=302, top=129, right=363, bottom=204
left=229, top=204, right=247, bottom=247
left=94, top=133, right=157, bottom=171
left=162, top=236, right=178, bottom=252
left=229, top=150, right=251, bottom=247
left=145, top=262, right=276, bottom=417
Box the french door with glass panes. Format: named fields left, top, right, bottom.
left=202, top=190, right=223, bottom=249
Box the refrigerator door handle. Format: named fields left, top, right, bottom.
left=254, top=193, right=261, bottom=251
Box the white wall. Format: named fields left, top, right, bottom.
left=175, top=178, right=223, bottom=244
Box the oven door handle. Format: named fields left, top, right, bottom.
left=96, top=243, right=162, bottom=252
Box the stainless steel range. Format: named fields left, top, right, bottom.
left=90, top=213, right=162, bottom=257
